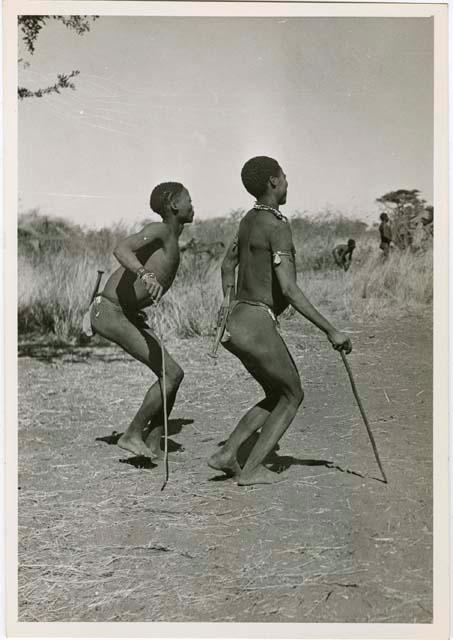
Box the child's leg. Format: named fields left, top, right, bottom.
left=92, top=298, right=183, bottom=458
left=142, top=381, right=181, bottom=457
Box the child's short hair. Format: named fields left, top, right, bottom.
left=380, top=212, right=389, bottom=221
left=348, top=238, right=356, bottom=248
left=150, top=182, right=185, bottom=216
left=241, top=156, right=281, bottom=198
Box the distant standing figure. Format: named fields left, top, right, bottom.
left=332, top=239, right=356, bottom=271
left=379, top=213, right=392, bottom=257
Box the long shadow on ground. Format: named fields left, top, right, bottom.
left=18, top=343, right=129, bottom=364
left=95, top=418, right=193, bottom=444
left=210, top=433, right=365, bottom=481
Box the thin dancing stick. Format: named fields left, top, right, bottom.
left=154, top=306, right=169, bottom=490
left=340, top=350, right=388, bottom=484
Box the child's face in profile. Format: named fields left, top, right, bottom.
left=175, top=188, right=195, bottom=224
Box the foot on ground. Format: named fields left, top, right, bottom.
left=117, top=433, right=154, bottom=458
left=208, top=448, right=242, bottom=477
left=145, top=431, right=184, bottom=462
left=237, top=464, right=288, bottom=486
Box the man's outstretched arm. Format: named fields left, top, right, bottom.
left=271, top=224, right=351, bottom=352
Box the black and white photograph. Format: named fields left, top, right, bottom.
left=5, top=1, right=449, bottom=636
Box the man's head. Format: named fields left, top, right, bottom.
left=347, top=239, right=356, bottom=249
left=241, top=156, right=288, bottom=205
left=380, top=212, right=389, bottom=222
left=150, top=182, right=194, bottom=224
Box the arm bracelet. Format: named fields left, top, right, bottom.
left=137, top=267, right=157, bottom=282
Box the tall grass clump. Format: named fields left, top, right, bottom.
left=18, top=246, right=223, bottom=343
left=18, top=253, right=117, bottom=342
left=301, top=247, right=432, bottom=322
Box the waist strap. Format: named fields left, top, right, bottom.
left=233, top=299, right=278, bottom=324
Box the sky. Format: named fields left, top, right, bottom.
left=18, top=16, right=433, bottom=228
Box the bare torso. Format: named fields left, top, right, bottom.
left=236, top=209, right=296, bottom=316
left=333, top=244, right=351, bottom=259
left=102, top=227, right=180, bottom=310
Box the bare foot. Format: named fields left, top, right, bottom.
left=208, top=447, right=242, bottom=477
left=117, top=433, right=154, bottom=458
left=237, top=465, right=287, bottom=486
left=145, top=427, right=162, bottom=452
left=144, top=430, right=183, bottom=462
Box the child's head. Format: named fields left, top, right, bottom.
left=347, top=239, right=356, bottom=249
left=241, top=156, right=288, bottom=204
left=150, top=182, right=194, bottom=223
left=380, top=212, right=389, bottom=222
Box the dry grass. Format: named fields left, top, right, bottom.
left=303, top=243, right=433, bottom=322
left=17, top=212, right=432, bottom=343
left=18, top=253, right=116, bottom=341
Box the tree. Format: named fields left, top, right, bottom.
left=376, top=189, right=433, bottom=251
left=376, top=189, right=425, bottom=209
left=18, top=15, right=97, bottom=99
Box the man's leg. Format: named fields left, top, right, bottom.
left=380, top=242, right=390, bottom=259
left=237, top=389, right=302, bottom=486
left=332, top=250, right=342, bottom=267
left=235, top=331, right=303, bottom=486
left=207, top=395, right=277, bottom=476
left=209, top=303, right=303, bottom=485
left=92, top=299, right=183, bottom=458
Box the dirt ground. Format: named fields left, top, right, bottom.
left=18, top=311, right=432, bottom=623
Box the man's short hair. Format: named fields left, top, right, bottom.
left=150, top=182, right=185, bottom=216
left=241, top=156, right=281, bottom=198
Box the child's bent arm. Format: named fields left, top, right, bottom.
left=113, top=223, right=165, bottom=275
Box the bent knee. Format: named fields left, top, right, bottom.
left=286, top=385, right=304, bottom=409
left=165, top=364, right=184, bottom=387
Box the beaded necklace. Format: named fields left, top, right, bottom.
left=253, top=203, right=287, bottom=222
